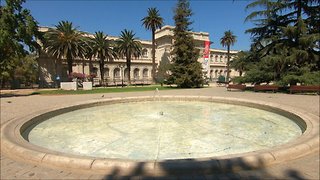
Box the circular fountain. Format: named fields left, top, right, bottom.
left=1, top=96, right=319, bottom=176
left=23, top=101, right=302, bottom=160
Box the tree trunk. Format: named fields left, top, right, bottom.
left=0, top=79, right=5, bottom=89
left=126, top=55, right=131, bottom=85
left=89, top=57, right=93, bottom=81
left=99, top=58, right=105, bottom=86
left=82, top=59, right=85, bottom=74
left=89, top=58, right=93, bottom=74
left=226, top=45, right=230, bottom=83
left=36, top=54, right=42, bottom=87
left=67, top=57, right=73, bottom=74
left=54, top=59, right=59, bottom=87
left=297, top=0, right=302, bottom=19
left=151, top=29, right=156, bottom=83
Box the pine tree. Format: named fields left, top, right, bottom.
left=243, top=0, right=319, bottom=85
left=168, top=0, right=204, bottom=88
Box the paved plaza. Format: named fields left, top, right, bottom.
left=1, top=86, right=319, bottom=179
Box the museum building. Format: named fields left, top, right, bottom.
left=38, top=25, right=239, bottom=86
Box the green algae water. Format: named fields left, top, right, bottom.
left=25, top=101, right=302, bottom=160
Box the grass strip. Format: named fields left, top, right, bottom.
left=34, top=85, right=175, bottom=95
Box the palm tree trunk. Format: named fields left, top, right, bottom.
left=89, top=58, right=92, bottom=74
left=82, top=59, right=85, bottom=74
left=67, top=54, right=73, bottom=74
left=89, top=57, right=93, bottom=81
left=67, top=58, right=73, bottom=74
left=99, top=58, right=105, bottom=86
left=54, top=59, right=58, bottom=86
left=226, top=45, right=230, bottom=83
left=126, top=55, right=131, bottom=85
left=152, top=29, right=156, bottom=83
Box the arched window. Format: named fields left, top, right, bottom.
left=92, top=67, right=98, bottom=75
left=105, top=68, right=109, bottom=77
left=143, top=69, right=148, bottom=77
left=210, top=54, right=214, bottom=63
left=134, top=68, right=140, bottom=79
left=142, top=49, right=148, bottom=58
left=215, top=55, right=218, bottom=62
left=215, top=70, right=218, bottom=78
left=220, top=55, right=223, bottom=62
left=114, top=68, right=120, bottom=78
left=124, top=68, right=129, bottom=79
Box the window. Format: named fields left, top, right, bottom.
left=114, top=68, right=120, bottom=78
left=215, top=70, right=218, bottom=78
left=142, top=49, right=148, bottom=58
left=92, top=67, right=98, bottom=75
left=124, top=68, right=129, bottom=79
left=134, top=68, right=140, bottom=79
left=105, top=68, right=109, bottom=77
left=143, top=69, right=148, bottom=77
left=215, top=55, right=218, bottom=62
left=220, top=56, right=223, bottom=62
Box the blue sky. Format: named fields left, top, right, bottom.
left=21, top=0, right=254, bottom=51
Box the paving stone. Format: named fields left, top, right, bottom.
left=87, top=174, right=105, bottom=179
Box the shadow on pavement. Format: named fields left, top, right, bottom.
left=102, top=156, right=307, bottom=179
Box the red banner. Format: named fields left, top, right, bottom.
left=203, top=40, right=210, bottom=58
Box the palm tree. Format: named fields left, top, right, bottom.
left=44, top=21, right=86, bottom=75
left=115, top=29, right=142, bottom=85
left=83, top=37, right=95, bottom=76
left=92, top=31, right=117, bottom=85
left=141, top=7, right=164, bottom=83
left=220, top=30, right=237, bottom=83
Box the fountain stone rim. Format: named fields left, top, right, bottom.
left=1, top=96, right=319, bottom=176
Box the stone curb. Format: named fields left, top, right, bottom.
left=1, top=96, right=319, bottom=176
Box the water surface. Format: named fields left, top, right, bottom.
left=26, top=101, right=302, bottom=160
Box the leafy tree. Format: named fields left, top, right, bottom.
left=43, top=21, right=87, bottom=75
left=115, top=29, right=142, bottom=84
left=230, top=51, right=250, bottom=77
left=0, top=0, right=42, bottom=88
left=220, top=30, right=237, bottom=83
left=91, top=31, right=117, bottom=85
left=141, top=7, right=164, bottom=83
left=168, top=0, right=204, bottom=88
left=13, top=54, right=39, bottom=87
left=244, top=0, right=319, bottom=85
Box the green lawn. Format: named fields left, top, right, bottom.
left=34, top=85, right=175, bottom=95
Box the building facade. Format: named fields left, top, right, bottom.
left=38, top=26, right=239, bottom=87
